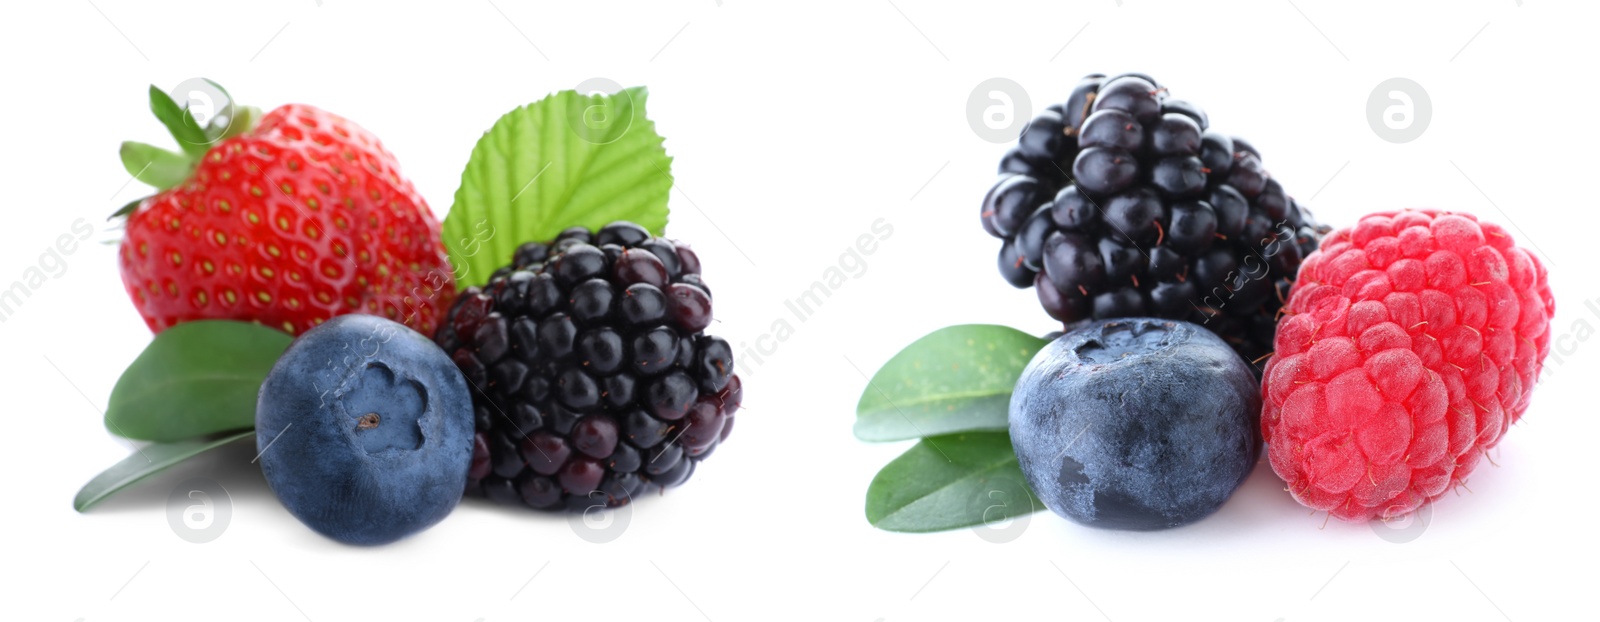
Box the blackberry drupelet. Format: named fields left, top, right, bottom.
left=436, top=221, right=741, bottom=511
left=982, top=73, right=1328, bottom=368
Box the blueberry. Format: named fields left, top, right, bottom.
left=256, top=315, right=474, bottom=545
left=1009, top=319, right=1260, bottom=530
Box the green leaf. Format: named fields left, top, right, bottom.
left=74, top=430, right=253, bottom=512
left=110, top=197, right=143, bottom=220
left=119, top=141, right=193, bottom=190
left=106, top=320, right=291, bottom=442
left=866, top=432, right=1042, bottom=532
left=854, top=324, right=1049, bottom=442
left=148, top=84, right=210, bottom=158
left=443, top=87, right=673, bottom=287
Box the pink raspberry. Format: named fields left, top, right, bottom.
left=1261, top=210, right=1554, bottom=521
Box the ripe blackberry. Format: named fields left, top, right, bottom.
left=436, top=221, right=741, bottom=512
left=983, top=73, right=1328, bottom=368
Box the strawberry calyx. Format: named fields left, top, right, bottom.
left=112, top=80, right=261, bottom=219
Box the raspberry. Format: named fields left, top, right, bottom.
left=1260, top=210, right=1554, bottom=521
left=983, top=73, right=1329, bottom=367
left=434, top=222, right=741, bottom=511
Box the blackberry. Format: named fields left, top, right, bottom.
left=982, top=73, right=1328, bottom=368
left=436, top=221, right=741, bottom=511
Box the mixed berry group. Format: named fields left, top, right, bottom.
left=999, top=74, right=1553, bottom=529
left=105, top=83, right=738, bottom=545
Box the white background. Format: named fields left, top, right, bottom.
left=2, top=1, right=1596, bottom=620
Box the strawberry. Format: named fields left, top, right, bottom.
left=115, top=82, right=455, bottom=336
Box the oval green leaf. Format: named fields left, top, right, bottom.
left=853, top=324, right=1048, bottom=442
left=106, top=320, right=291, bottom=442
left=147, top=84, right=210, bottom=158
left=120, top=141, right=194, bottom=190
left=865, top=431, right=1042, bottom=532
left=443, top=87, right=672, bottom=288
left=74, top=430, right=254, bottom=512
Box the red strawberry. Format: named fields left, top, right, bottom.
left=115, top=83, right=455, bottom=336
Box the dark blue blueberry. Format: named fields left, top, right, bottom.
left=256, top=314, right=474, bottom=545
left=1009, top=319, right=1260, bottom=530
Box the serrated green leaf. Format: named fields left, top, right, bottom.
left=866, top=432, right=1041, bottom=532
left=148, top=84, right=210, bottom=158
left=106, top=320, right=291, bottom=442
left=443, top=87, right=672, bottom=287
left=73, top=430, right=253, bottom=512
left=854, top=325, right=1049, bottom=442
left=119, top=141, right=193, bottom=190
